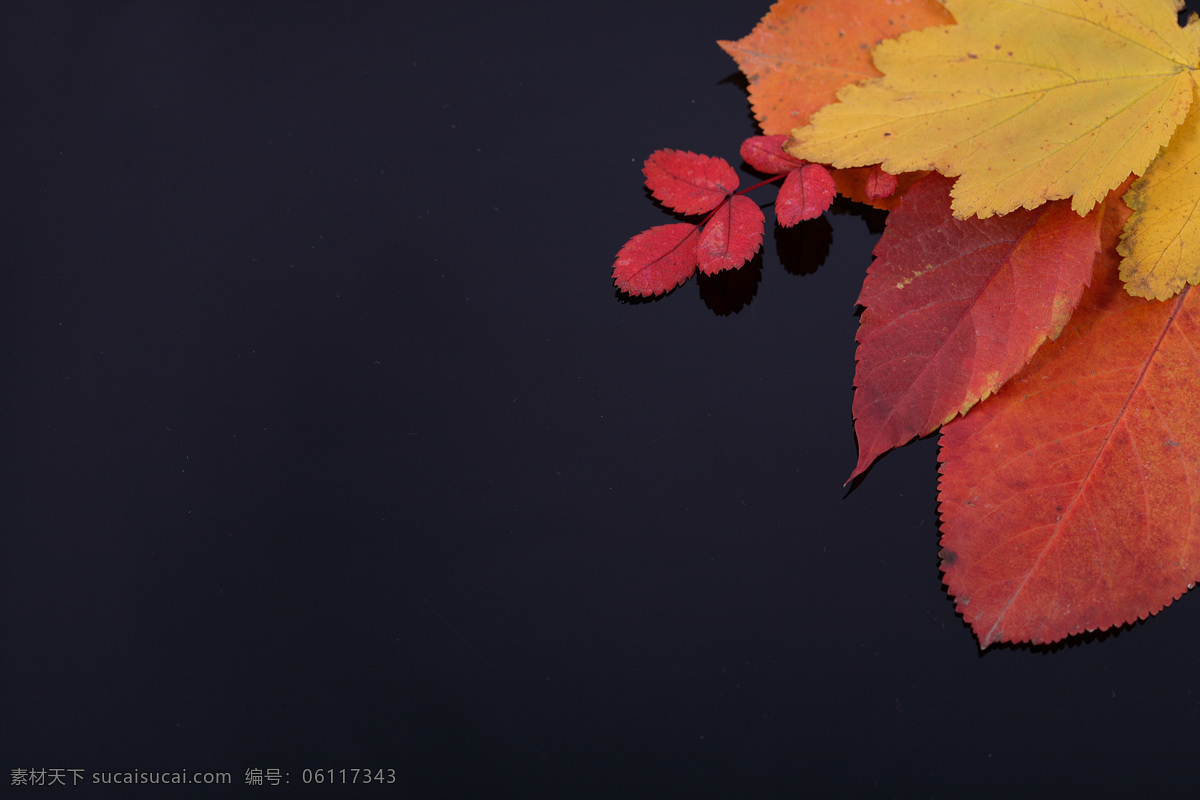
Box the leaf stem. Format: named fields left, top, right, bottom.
left=738, top=174, right=788, bottom=195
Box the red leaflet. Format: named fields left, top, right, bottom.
left=612, top=223, right=699, bottom=297
left=849, top=173, right=1101, bottom=480
left=864, top=166, right=898, bottom=201
left=831, top=168, right=924, bottom=211
left=740, top=135, right=805, bottom=174
left=776, top=164, right=836, bottom=226
left=938, top=199, right=1200, bottom=647
left=643, top=150, right=739, bottom=215
left=738, top=135, right=835, bottom=225
left=698, top=196, right=765, bottom=274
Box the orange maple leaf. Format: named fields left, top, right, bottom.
left=718, top=0, right=951, bottom=209
left=717, top=0, right=953, bottom=135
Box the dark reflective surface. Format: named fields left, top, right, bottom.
left=3, top=2, right=1200, bottom=797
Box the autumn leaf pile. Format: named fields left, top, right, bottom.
left=613, top=0, right=1200, bottom=648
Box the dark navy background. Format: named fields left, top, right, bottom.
left=3, top=2, right=1199, bottom=797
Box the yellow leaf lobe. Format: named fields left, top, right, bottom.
left=1119, top=79, right=1200, bottom=299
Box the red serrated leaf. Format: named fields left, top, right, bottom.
left=643, top=150, right=739, bottom=215
left=698, top=196, right=764, bottom=275
left=938, top=197, right=1200, bottom=647
left=850, top=173, right=1102, bottom=481
left=613, top=223, right=699, bottom=297
left=864, top=165, right=898, bottom=201
left=776, top=164, right=836, bottom=226
left=740, top=135, right=805, bottom=174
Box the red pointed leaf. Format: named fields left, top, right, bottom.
left=613, top=223, right=699, bottom=296
left=740, top=134, right=805, bottom=174
left=850, top=173, right=1101, bottom=480
left=938, top=199, right=1200, bottom=647
left=776, top=164, right=836, bottom=226
left=643, top=150, right=738, bottom=215
left=864, top=165, right=898, bottom=201
left=698, top=195, right=764, bottom=275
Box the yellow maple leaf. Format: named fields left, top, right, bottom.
left=787, top=0, right=1200, bottom=225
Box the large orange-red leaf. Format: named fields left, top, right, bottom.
left=851, top=174, right=1101, bottom=480
left=643, top=150, right=738, bottom=215
left=717, top=0, right=953, bottom=136
left=612, top=223, right=699, bottom=297
left=698, top=196, right=764, bottom=275
left=938, top=199, right=1200, bottom=647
